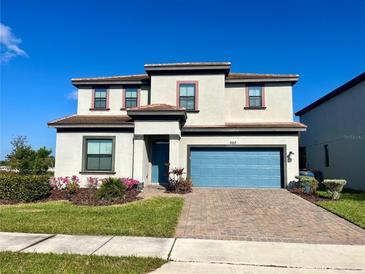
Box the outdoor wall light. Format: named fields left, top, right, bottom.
left=287, top=151, right=294, bottom=162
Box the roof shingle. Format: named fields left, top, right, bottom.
left=48, top=115, right=133, bottom=127
left=127, top=104, right=185, bottom=111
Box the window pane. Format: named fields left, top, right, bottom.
left=87, top=140, right=101, bottom=154
left=94, top=99, right=106, bottom=108
left=126, top=99, right=137, bottom=108
left=248, top=87, right=261, bottom=96
left=179, top=87, right=187, bottom=96
left=87, top=139, right=112, bottom=154
left=186, top=86, right=195, bottom=96
left=95, top=89, right=107, bottom=98
left=99, top=156, right=112, bottom=170
left=87, top=156, right=99, bottom=170
left=249, top=97, right=262, bottom=107
left=125, top=90, right=137, bottom=98
left=99, top=140, right=113, bottom=154
left=186, top=99, right=195, bottom=110
left=180, top=84, right=195, bottom=97
left=180, top=97, right=195, bottom=110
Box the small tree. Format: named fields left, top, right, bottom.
left=6, top=136, right=53, bottom=175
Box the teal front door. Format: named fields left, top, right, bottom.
left=152, top=140, right=169, bottom=185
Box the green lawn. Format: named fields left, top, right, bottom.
left=0, top=197, right=184, bottom=237
left=317, top=189, right=365, bottom=228
left=0, top=252, right=165, bottom=274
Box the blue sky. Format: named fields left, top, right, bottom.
left=1, top=0, right=364, bottom=159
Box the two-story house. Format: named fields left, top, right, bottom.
left=48, top=62, right=306, bottom=188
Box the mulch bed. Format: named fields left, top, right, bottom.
left=71, top=188, right=141, bottom=206
left=0, top=188, right=141, bottom=206
left=289, top=188, right=332, bottom=203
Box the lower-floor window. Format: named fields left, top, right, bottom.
left=84, top=138, right=114, bottom=171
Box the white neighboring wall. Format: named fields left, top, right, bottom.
left=299, top=81, right=365, bottom=190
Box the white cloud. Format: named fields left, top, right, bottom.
left=0, top=23, right=28, bottom=63
left=67, top=90, right=78, bottom=100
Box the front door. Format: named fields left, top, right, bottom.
left=151, top=140, right=169, bottom=185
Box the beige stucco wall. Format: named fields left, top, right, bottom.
left=76, top=76, right=294, bottom=125
left=225, top=83, right=293, bottom=122
left=77, top=85, right=149, bottom=115
left=179, top=135, right=299, bottom=186
left=55, top=131, right=134, bottom=186
left=134, top=120, right=181, bottom=135
left=299, top=81, right=365, bottom=190
left=55, top=132, right=299, bottom=187
left=150, top=74, right=226, bottom=125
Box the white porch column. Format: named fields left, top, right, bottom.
left=133, top=134, right=145, bottom=182
left=169, top=135, right=180, bottom=169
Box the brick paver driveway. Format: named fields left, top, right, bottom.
left=175, top=188, right=365, bottom=245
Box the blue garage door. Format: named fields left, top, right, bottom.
left=190, top=147, right=282, bottom=188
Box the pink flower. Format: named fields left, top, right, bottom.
left=87, top=177, right=99, bottom=189
left=121, top=178, right=140, bottom=189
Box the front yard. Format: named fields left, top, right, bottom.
left=0, top=252, right=165, bottom=274
left=0, top=197, right=184, bottom=237
left=317, top=189, right=365, bottom=229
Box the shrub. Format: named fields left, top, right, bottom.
left=87, top=177, right=99, bottom=189
left=296, top=175, right=319, bottom=194
left=49, top=176, right=80, bottom=194
left=176, top=177, right=193, bottom=193
left=168, top=167, right=184, bottom=191
left=121, top=178, right=140, bottom=190
left=96, top=177, right=127, bottom=200
left=0, top=173, right=50, bottom=202
left=323, top=179, right=347, bottom=200
left=66, top=176, right=80, bottom=194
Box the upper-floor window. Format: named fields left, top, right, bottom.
left=179, top=83, right=196, bottom=111
left=247, top=86, right=263, bottom=108
left=84, top=138, right=114, bottom=172
left=125, top=88, right=138, bottom=108
left=93, top=88, right=108, bottom=109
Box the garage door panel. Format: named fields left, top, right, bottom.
left=190, top=147, right=282, bottom=188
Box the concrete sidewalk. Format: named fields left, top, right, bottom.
left=152, top=262, right=362, bottom=274
left=0, top=232, right=173, bottom=259
left=1, top=232, right=364, bottom=273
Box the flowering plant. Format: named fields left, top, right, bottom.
left=168, top=167, right=184, bottom=191
left=49, top=177, right=65, bottom=190
left=87, top=177, right=99, bottom=189
left=49, top=176, right=80, bottom=194
left=120, top=178, right=140, bottom=190
left=67, top=175, right=80, bottom=194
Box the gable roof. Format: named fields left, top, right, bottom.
left=296, top=72, right=365, bottom=116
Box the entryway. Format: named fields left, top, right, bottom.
left=151, top=139, right=169, bottom=186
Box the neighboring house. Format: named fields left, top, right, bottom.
left=48, top=62, right=306, bottom=188
left=296, top=72, right=365, bottom=190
